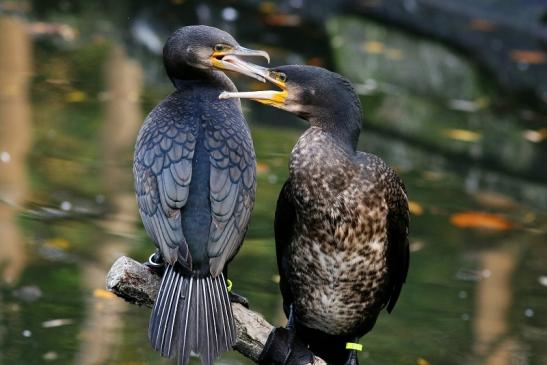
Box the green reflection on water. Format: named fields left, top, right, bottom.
left=0, top=5, right=546, bottom=365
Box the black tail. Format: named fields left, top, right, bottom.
left=149, top=265, right=236, bottom=365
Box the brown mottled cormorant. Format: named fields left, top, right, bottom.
left=133, top=25, right=268, bottom=365
left=220, top=65, right=410, bottom=365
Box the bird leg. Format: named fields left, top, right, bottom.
left=144, top=250, right=165, bottom=276
left=286, top=305, right=296, bottom=330
left=343, top=338, right=361, bottom=365
left=344, top=350, right=359, bottom=365
left=223, top=266, right=250, bottom=308
left=258, top=306, right=314, bottom=365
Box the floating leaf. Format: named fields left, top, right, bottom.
left=456, top=268, right=490, bottom=282
left=448, top=98, right=489, bottom=112
left=450, top=211, right=513, bottom=231
left=42, top=319, right=74, bottom=328
left=65, top=90, right=87, bottom=103
left=362, top=41, right=385, bottom=54
left=522, top=128, right=547, bottom=143
left=409, top=241, right=425, bottom=252
left=442, top=129, right=481, bottom=142
left=28, top=22, right=77, bottom=41
left=93, top=288, right=115, bottom=299
left=43, top=351, right=59, bottom=361
left=44, top=238, right=70, bottom=250
left=13, top=286, right=42, bottom=302
left=473, top=191, right=518, bottom=210
left=408, top=201, right=424, bottom=215
left=510, top=50, right=546, bottom=64
left=417, top=358, right=430, bottom=365
left=45, top=78, right=70, bottom=86
left=469, top=19, right=497, bottom=32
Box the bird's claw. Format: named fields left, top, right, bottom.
left=229, top=291, right=249, bottom=308
left=258, top=327, right=314, bottom=365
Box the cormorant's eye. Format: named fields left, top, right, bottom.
left=214, top=44, right=227, bottom=52
left=270, top=71, right=287, bottom=83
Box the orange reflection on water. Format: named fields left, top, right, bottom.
left=0, top=16, right=32, bottom=284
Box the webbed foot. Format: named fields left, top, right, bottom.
left=259, top=327, right=314, bottom=365
left=144, top=250, right=165, bottom=276
left=229, top=291, right=249, bottom=308
left=226, top=278, right=249, bottom=308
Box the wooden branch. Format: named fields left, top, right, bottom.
left=106, top=256, right=325, bottom=364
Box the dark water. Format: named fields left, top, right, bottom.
left=1, top=1, right=546, bottom=365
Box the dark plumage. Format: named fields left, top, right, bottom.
left=221, top=65, right=410, bottom=365
left=133, top=25, right=268, bottom=365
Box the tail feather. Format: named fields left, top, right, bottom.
left=205, top=277, right=220, bottom=358
left=163, top=270, right=183, bottom=354
left=215, top=276, right=234, bottom=345
left=149, top=265, right=236, bottom=365
left=150, top=267, right=175, bottom=351
left=159, top=268, right=178, bottom=353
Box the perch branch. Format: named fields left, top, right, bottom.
left=106, top=256, right=325, bottom=364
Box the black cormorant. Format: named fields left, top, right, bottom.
left=133, top=25, right=269, bottom=365
left=220, top=65, right=410, bottom=365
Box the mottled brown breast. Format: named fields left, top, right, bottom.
left=288, top=128, right=392, bottom=335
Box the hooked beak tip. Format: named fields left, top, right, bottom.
left=234, top=46, right=270, bottom=64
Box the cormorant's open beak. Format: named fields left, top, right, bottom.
left=218, top=60, right=288, bottom=108
left=210, top=46, right=270, bottom=82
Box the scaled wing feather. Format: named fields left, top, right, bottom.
left=134, top=98, right=197, bottom=267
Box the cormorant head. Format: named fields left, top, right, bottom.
left=220, top=64, right=363, bottom=147
left=163, top=25, right=269, bottom=83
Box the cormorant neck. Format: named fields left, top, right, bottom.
left=306, top=107, right=362, bottom=153
left=167, top=63, right=237, bottom=92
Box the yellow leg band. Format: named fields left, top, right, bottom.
left=346, top=342, right=363, bottom=351
left=226, top=279, right=233, bottom=292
